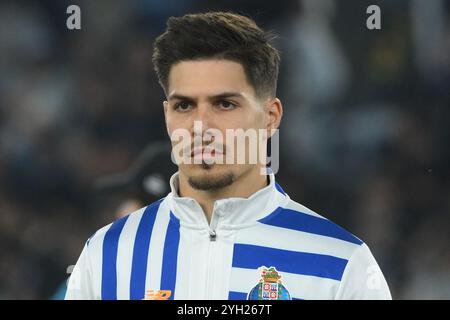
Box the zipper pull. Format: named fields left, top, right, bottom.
left=209, top=230, right=217, bottom=242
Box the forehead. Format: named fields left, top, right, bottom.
left=167, top=59, right=255, bottom=98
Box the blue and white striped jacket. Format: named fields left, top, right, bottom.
left=66, top=172, right=391, bottom=300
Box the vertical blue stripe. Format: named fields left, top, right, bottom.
left=129, top=199, right=163, bottom=300
left=101, top=215, right=129, bottom=300
left=160, top=212, right=180, bottom=300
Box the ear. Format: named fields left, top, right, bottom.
left=163, top=101, right=170, bottom=136
left=265, top=98, right=283, bottom=138
left=163, top=100, right=168, bottom=116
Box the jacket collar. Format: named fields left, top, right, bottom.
left=165, top=171, right=288, bottom=230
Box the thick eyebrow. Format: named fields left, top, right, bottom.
left=211, top=92, right=245, bottom=100
left=167, top=92, right=245, bottom=102
left=167, top=93, right=195, bottom=101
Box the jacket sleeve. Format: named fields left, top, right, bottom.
left=335, top=243, right=392, bottom=300
left=65, top=243, right=96, bottom=300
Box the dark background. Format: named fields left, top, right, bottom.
left=0, top=0, right=449, bottom=299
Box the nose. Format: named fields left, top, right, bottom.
left=191, top=102, right=214, bottom=135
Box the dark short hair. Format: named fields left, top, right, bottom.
left=152, top=11, right=280, bottom=99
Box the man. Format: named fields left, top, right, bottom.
left=66, top=12, right=391, bottom=300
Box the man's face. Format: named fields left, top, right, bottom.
left=164, top=59, right=271, bottom=191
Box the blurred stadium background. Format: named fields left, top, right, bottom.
left=0, top=0, right=449, bottom=299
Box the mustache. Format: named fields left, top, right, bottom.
left=179, top=141, right=226, bottom=157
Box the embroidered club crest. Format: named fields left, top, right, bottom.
left=247, top=266, right=291, bottom=300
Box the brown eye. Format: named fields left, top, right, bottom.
left=175, top=101, right=193, bottom=112
left=218, top=100, right=237, bottom=110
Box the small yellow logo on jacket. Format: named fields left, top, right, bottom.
left=143, top=289, right=172, bottom=300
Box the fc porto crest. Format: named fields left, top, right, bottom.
left=247, top=266, right=291, bottom=300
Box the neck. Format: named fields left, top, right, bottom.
left=178, top=166, right=268, bottom=223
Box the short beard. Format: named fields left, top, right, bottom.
left=188, top=168, right=235, bottom=191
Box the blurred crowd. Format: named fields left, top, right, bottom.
left=0, top=0, right=449, bottom=299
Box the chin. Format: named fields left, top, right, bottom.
left=184, top=164, right=236, bottom=191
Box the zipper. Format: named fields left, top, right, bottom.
left=205, top=231, right=217, bottom=299
left=204, top=205, right=220, bottom=298
left=209, top=230, right=217, bottom=241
